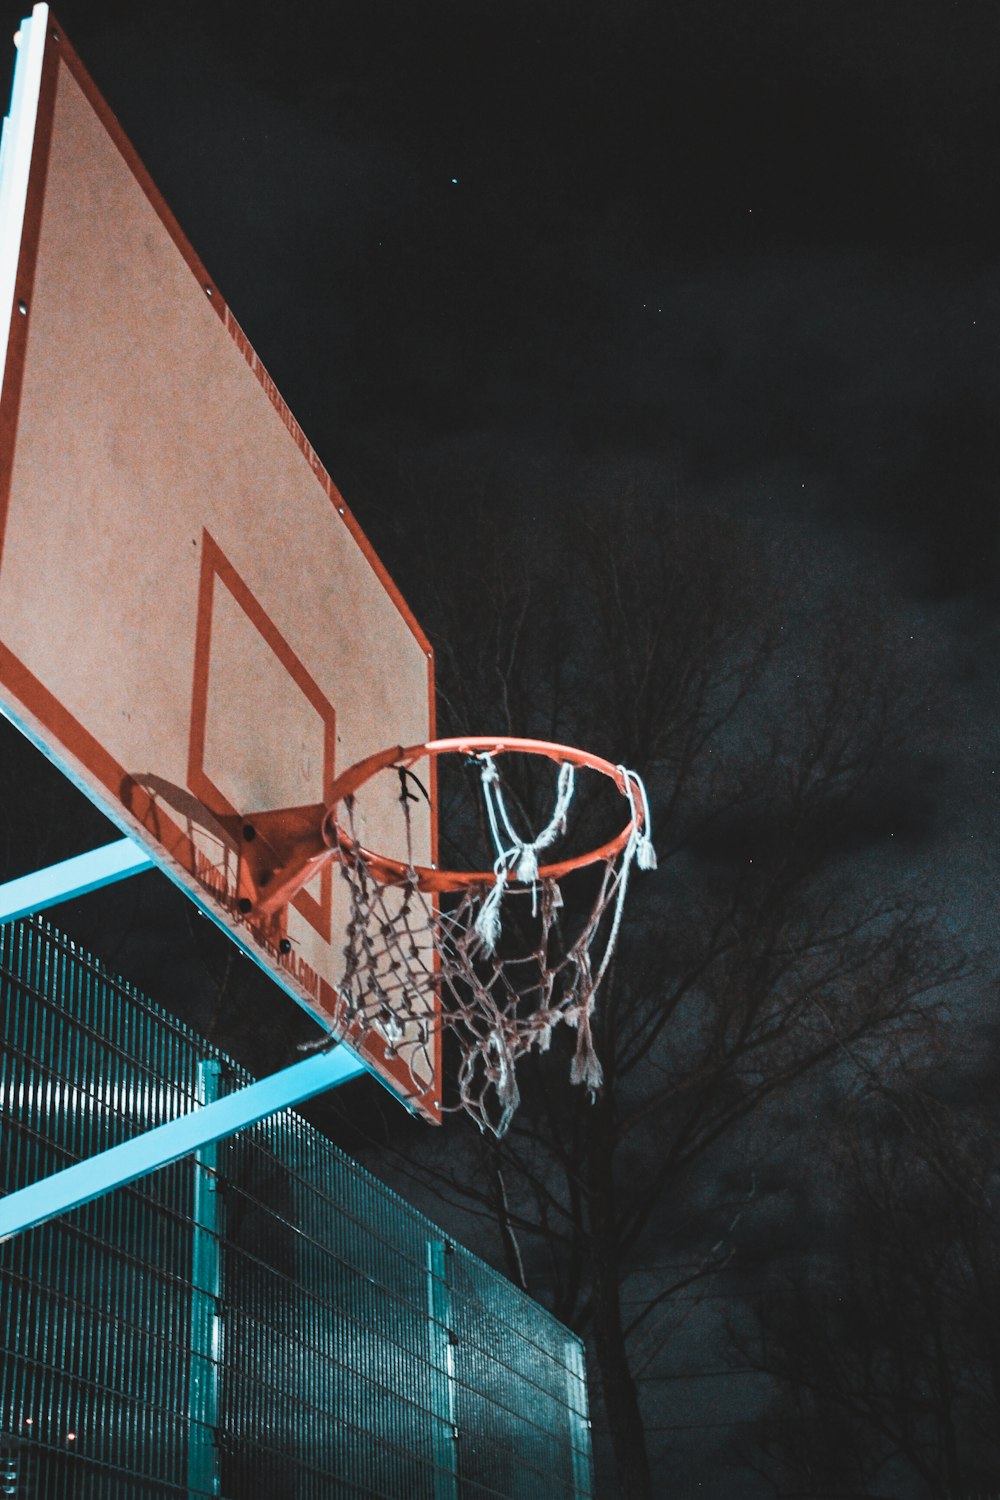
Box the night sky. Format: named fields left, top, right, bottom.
left=14, top=0, right=994, bottom=917
left=2, top=0, right=999, bottom=1492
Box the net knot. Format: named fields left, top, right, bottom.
left=478, top=755, right=501, bottom=785
left=568, top=1005, right=604, bottom=1096
left=473, top=863, right=508, bottom=953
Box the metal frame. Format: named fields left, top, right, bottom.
left=0, top=840, right=367, bottom=1242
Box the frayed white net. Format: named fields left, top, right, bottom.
left=329, top=750, right=654, bottom=1136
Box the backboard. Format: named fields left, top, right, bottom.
left=0, top=8, right=439, bottom=1120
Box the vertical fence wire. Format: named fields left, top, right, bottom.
left=0, top=916, right=592, bottom=1497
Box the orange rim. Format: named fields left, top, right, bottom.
left=322, top=736, right=644, bottom=894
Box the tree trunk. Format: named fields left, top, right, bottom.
left=588, top=1095, right=652, bottom=1500
left=591, top=1242, right=652, bottom=1499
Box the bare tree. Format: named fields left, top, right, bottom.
left=334, top=489, right=962, bottom=1499
left=732, top=1065, right=1000, bottom=1499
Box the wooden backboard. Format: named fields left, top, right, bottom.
left=0, top=7, right=439, bottom=1120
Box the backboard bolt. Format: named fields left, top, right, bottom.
left=17, top=301, right=26, bottom=315
left=242, top=824, right=256, bottom=841
left=237, top=898, right=252, bottom=914
left=205, top=285, right=213, bottom=296
left=278, top=938, right=292, bottom=955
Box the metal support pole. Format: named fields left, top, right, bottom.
left=0, top=1047, right=366, bottom=1242
left=426, top=1238, right=459, bottom=1499
left=0, top=4, right=48, bottom=383
left=0, top=837, right=155, bottom=923
left=187, top=1059, right=222, bottom=1499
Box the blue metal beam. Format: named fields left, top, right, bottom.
left=0, top=1046, right=367, bottom=1241
left=0, top=837, right=155, bottom=923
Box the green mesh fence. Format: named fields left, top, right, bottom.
left=0, top=917, right=592, bottom=1498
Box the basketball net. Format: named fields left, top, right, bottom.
left=328, top=744, right=655, bottom=1136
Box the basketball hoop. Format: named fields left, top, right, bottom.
left=324, top=737, right=656, bottom=1136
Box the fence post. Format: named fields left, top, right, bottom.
left=0, top=1437, right=23, bottom=1497
left=564, top=1335, right=594, bottom=1499
left=188, top=1059, right=223, bottom=1498
left=426, top=1238, right=459, bottom=1500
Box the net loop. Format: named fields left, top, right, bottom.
left=478, top=753, right=576, bottom=889
left=620, top=765, right=657, bottom=871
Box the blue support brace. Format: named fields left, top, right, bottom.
left=0, top=1047, right=367, bottom=1242
left=0, top=837, right=155, bottom=922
